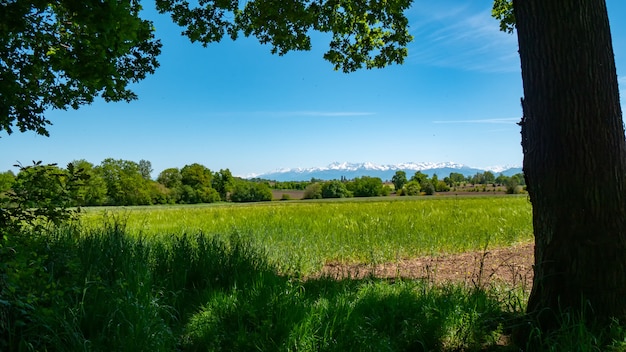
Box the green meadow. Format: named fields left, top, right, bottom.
left=6, top=195, right=626, bottom=351
left=80, top=196, right=533, bottom=274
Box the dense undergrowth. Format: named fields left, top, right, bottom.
left=3, top=221, right=626, bottom=351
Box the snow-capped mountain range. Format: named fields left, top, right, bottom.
left=250, top=162, right=522, bottom=182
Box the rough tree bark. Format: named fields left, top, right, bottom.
left=514, top=0, right=626, bottom=327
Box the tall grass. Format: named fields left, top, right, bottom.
left=1, top=221, right=530, bottom=351
left=4, top=197, right=625, bottom=351
left=80, top=196, right=533, bottom=274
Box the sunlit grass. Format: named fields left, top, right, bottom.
left=8, top=196, right=626, bottom=351
left=80, top=196, right=532, bottom=274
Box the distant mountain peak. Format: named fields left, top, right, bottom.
left=251, top=161, right=522, bottom=182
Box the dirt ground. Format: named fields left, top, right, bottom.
left=317, top=243, right=535, bottom=289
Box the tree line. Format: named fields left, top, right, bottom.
left=0, top=159, right=273, bottom=207
left=391, top=170, right=526, bottom=195
left=285, top=170, right=526, bottom=200
left=0, top=161, right=527, bottom=208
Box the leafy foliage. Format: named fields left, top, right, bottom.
left=321, top=180, right=352, bottom=198
left=492, top=0, right=515, bottom=33
left=0, top=0, right=161, bottom=136
left=97, top=158, right=153, bottom=205
left=212, top=168, right=234, bottom=201
left=346, top=176, right=384, bottom=197
left=229, top=181, right=273, bottom=202
left=391, top=170, right=407, bottom=191
left=69, top=159, right=107, bottom=206
left=402, top=180, right=421, bottom=196
left=156, top=0, right=413, bottom=72
left=0, top=162, right=86, bottom=234
left=303, top=182, right=323, bottom=199
left=0, top=170, right=15, bottom=193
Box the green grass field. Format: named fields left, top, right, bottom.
left=8, top=195, right=625, bottom=351
left=79, top=195, right=533, bottom=274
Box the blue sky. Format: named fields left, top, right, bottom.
left=2, top=1, right=625, bottom=178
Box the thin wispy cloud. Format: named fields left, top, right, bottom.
left=406, top=3, right=519, bottom=73
left=433, top=117, right=519, bottom=124
left=239, top=111, right=377, bottom=118
left=288, top=111, right=376, bottom=117
left=198, top=111, right=376, bottom=118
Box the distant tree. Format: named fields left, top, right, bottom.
left=138, top=159, right=153, bottom=180
left=70, top=159, right=107, bottom=206
left=229, top=181, right=272, bottom=202
left=212, top=169, right=234, bottom=201
left=303, top=183, right=322, bottom=199
left=321, top=180, right=352, bottom=198
left=422, top=181, right=435, bottom=196
left=410, top=171, right=428, bottom=184
left=402, top=180, right=421, bottom=196
left=506, top=175, right=524, bottom=194
left=177, top=163, right=220, bottom=204
left=470, top=172, right=485, bottom=185
left=149, top=181, right=175, bottom=204
left=434, top=180, right=450, bottom=192
left=448, top=172, right=465, bottom=186
left=196, top=186, right=221, bottom=203
left=181, top=163, right=213, bottom=188
left=178, top=185, right=196, bottom=204
left=96, top=158, right=152, bottom=205
left=512, top=173, right=526, bottom=186
left=0, top=170, right=16, bottom=193
left=347, top=176, right=384, bottom=197
left=483, top=171, right=495, bottom=185
left=157, top=168, right=182, bottom=189
left=495, top=173, right=509, bottom=186
left=391, top=170, right=407, bottom=191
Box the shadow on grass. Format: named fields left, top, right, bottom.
left=167, top=234, right=523, bottom=352
left=0, top=224, right=529, bottom=351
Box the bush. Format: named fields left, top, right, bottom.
left=506, top=175, right=524, bottom=194
left=230, top=182, right=273, bottom=202
left=403, top=181, right=421, bottom=196
left=435, top=181, right=450, bottom=192
left=303, top=183, right=322, bottom=199
left=346, top=176, right=384, bottom=197
left=422, top=181, right=435, bottom=195
left=1, top=162, right=85, bottom=235
left=321, top=180, right=352, bottom=198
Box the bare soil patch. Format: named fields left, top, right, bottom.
left=317, top=243, right=535, bottom=289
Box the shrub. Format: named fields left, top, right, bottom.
left=422, top=181, right=435, bottom=195
left=435, top=180, right=450, bottom=192
left=346, top=176, right=384, bottom=197
left=403, top=181, right=421, bottom=196
left=321, top=180, right=352, bottom=198
left=230, top=182, right=273, bottom=202
left=303, top=183, right=322, bottom=199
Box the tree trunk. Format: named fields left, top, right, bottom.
left=514, top=0, right=626, bottom=328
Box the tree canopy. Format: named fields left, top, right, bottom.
left=1, top=0, right=161, bottom=136
left=155, top=0, right=413, bottom=72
